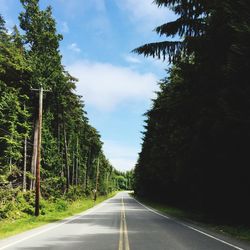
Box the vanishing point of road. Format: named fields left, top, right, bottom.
left=0, top=192, right=249, bottom=250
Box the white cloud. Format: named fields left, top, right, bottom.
left=67, top=60, right=158, bottom=111
left=115, top=0, right=176, bottom=30
left=68, top=43, right=81, bottom=53
left=103, top=140, right=138, bottom=171
left=111, top=159, right=136, bottom=172
left=124, top=54, right=141, bottom=64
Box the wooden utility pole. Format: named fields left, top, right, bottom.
left=31, top=86, right=50, bottom=216
left=35, top=87, right=43, bottom=216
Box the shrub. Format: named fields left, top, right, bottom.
left=55, top=199, right=68, bottom=212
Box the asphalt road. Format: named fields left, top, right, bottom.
left=0, top=192, right=249, bottom=250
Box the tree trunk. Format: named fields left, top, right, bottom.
left=75, top=137, right=78, bottom=186
left=9, top=135, right=13, bottom=173
left=72, top=150, right=75, bottom=185
left=63, top=120, right=70, bottom=192
left=85, top=148, right=91, bottom=190
left=23, top=136, right=27, bottom=191
left=9, top=156, right=12, bottom=172
left=106, top=172, right=109, bottom=193
left=94, top=157, right=99, bottom=201
left=83, top=148, right=89, bottom=191
left=57, top=100, right=61, bottom=155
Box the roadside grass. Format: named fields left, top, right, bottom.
left=0, top=192, right=117, bottom=239
left=133, top=195, right=250, bottom=242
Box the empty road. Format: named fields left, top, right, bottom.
left=0, top=192, right=249, bottom=250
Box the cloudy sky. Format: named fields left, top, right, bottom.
left=0, top=0, right=175, bottom=171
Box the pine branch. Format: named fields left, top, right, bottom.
left=132, top=41, right=183, bottom=62
left=155, top=18, right=206, bottom=37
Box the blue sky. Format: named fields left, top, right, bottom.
left=0, top=0, right=175, bottom=171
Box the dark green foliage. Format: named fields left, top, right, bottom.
left=133, top=0, right=208, bottom=62
left=113, top=169, right=134, bottom=191
left=0, top=188, right=35, bottom=219
left=134, top=0, right=250, bottom=225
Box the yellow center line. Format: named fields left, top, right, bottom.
left=119, top=204, right=123, bottom=250
left=118, top=196, right=130, bottom=250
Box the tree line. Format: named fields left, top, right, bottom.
left=134, top=0, right=250, bottom=225
left=0, top=0, right=127, bottom=215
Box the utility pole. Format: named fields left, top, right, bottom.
left=31, top=86, right=50, bottom=216
left=30, top=119, right=38, bottom=191
left=35, top=86, right=43, bottom=216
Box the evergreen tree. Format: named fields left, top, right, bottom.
left=0, top=1, right=122, bottom=213
left=0, top=14, right=30, bottom=185
left=134, top=0, right=250, bottom=224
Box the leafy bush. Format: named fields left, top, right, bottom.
left=65, top=186, right=86, bottom=201
left=55, top=199, right=68, bottom=212
left=41, top=176, right=66, bottom=199
left=0, top=188, right=35, bottom=219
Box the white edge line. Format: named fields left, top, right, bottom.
left=0, top=197, right=111, bottom=250
left=133, top=197, right=245, bottom=250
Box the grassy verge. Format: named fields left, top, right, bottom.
left=0, top=192, right=117, bottom=239
left=133, top=195, right=250, bottom=242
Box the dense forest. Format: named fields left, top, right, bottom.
left=0, top=0, right=132, bottom=219
left=134, top=0, right=250, bottom=225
